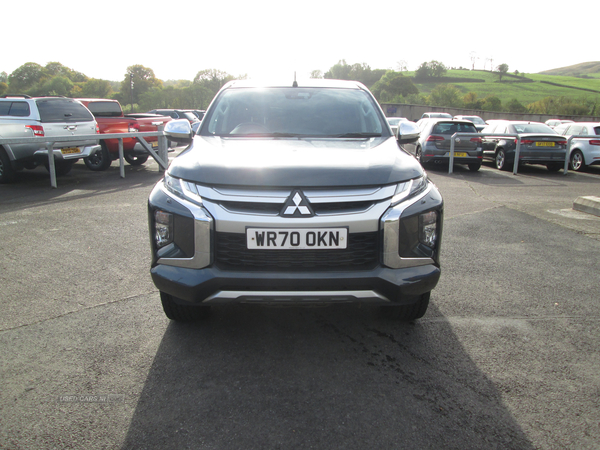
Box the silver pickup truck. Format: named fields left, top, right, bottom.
left=148, top=79, right=443, bottom=323
left=0, top=95, right=100, bottom=183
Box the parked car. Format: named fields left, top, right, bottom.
left=420, top=112, right=452, bottom=119
left=0, top=95, right=100, bottom=183
left=545, top=119, right=574, bottom=129
left=76, top=99, right=171, bottom=170
left=554, top=122, right=600, bottom=171
left=454, top=115, right=486, bottom=132
left=148, top=109, right=199, bottom=124
left=192, top=110, right=205, bottom=121
left=386, top=117, right=408, bottom=135
left=404, top=118, right=483, bottom=171
left=480, top=121, right=567, bottom=171
left=148, top=79, right=443, bottom=323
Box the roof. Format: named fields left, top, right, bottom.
left=221, top=78, right=368, bottom=90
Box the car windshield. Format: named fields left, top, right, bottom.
left=85, top=101, right=122, bottom=117
left=510, top=123, right=556, bottom=134
left=431, top=122, right=477, bottom=134
left=201, top=87, right=387, bottom=138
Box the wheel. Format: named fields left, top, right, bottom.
left=415, top=146, right=423, bottom=162
left=380, top=292, right=430, bottom=322
left=570, top=150, right=585, bottom=171
left=546, top=163, right=562, bottom=172
left=0, top=147, right=17, bottom=184
left=495, top=149, right=510, bottom=171
left=45, top=160, right=75, bottom=176
left=124, top=153, right=149, bottom=166
left=468, top=162, right=481, bottom=172
left=84, top=143, right=112, bottom=171
left=160, top=292, right=211, bottom=322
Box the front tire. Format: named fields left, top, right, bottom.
left=84, top=143, right=112, bottom=171
left=160, top=292, right=211, bottom=322
left=380, top=292, right=430, bottom=322
left=570, top=150, right=585, bottom=171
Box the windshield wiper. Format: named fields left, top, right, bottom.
left=331, top=132, right=382, bottom=138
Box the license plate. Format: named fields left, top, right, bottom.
left=247, top=228, right=347, bottom=250
left=151, top=141, right=158, bottom=148
left=61, top=147, right=80, bottom=154
left=453, top=152, right=468, bottom=157
left=536, top=142, right=555, bottom=147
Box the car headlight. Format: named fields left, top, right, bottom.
left=164, top=173, right=203, bottom=205
left=391, top=173, right=429, bottom=206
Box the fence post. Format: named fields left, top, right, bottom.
left=157, top=124, right=166, bottom=173
left=563, top=136, right=573, bottom=175
left=512, top=136, right=521, bottom=175
left=449, top=133, right=455, bottom=174
left=118, top=139, right=125, bottom=178
left=47, top=142, right=57, bottom=189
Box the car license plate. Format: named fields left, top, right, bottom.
left=61, top=147, right=80, bottom=154
left=536, top=142, right=555, bottom=147
left=453, top=152, right=467, bottom=157
left=247, top=228, right=347, bottom=250
left=151, top=141, right=158, bottom=148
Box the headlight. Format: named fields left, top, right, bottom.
left=164, top=173, right=203, bottom=205
left=391, top=174, right=429, bottom=206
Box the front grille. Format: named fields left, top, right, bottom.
left=215, top=231, right=379, bottom=271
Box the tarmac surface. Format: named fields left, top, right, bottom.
left=1, top=153, right=599, bottom=449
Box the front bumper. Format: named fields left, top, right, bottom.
left=151, top=263, right=441, bottom=306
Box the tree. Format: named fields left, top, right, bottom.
left=39, top=76, right=74, bottom=96
left=506, top=98, right=527, bottom=113
left=193, top=69, right=235, bottom=94
left=81, top=79, right=113, bottom=98
left=497, top=63, right=509, bottom=81
left=8, top=62, right=46, bottom=93
left=310, top=70, right=323, bottom=79
left=415, top=60, right=447, bottom=79
left=482, top=95, right=502, bottom=112
left=0, top=81, right=7, bottom=96
left=370, top=71, right=419, bottom=102
left=0, top=71, right=7, bottom=83
left=44, top=62, right=88, bottom=83
left=428, top=84, right=463, bottom=107
left=118, top=65, right=162, bottom=109
left=324, top=61, right=386, bottom=88
left=463, top=92, right=482, bottom=110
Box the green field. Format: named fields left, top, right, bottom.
left=405, top=69, right=600, bottom=106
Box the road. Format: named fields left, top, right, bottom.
left=0, top=156, right=599, bottom=449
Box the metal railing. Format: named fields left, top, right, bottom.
left=0, top=127, right=169, bottom=188
left=448, top=133, right=572, bottom=175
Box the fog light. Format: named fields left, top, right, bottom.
left=419, top=211, right=438, bottom=248
left=155, top=210, right=173, bottom=249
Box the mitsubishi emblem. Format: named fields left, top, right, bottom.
left=282, top=191, right=314, bottom=217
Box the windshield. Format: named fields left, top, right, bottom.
left=201, top=87, right=388, bottom=138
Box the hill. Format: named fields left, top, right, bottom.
left=539, top=61, right=600, bottom=77
left=404, top=69, right=600, bottom=107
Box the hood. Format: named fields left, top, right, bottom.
left=168, top=136, right=424, bottom=187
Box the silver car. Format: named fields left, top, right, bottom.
left=386, top=117, right=408, bottom=135
left=405, top=119, right=483, bottom=171
left=554, top=122, right=600, bottom=171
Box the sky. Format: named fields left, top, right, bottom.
left=3, top=0, right=598, bottom=83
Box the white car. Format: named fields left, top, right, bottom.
left=554, top=122, right=600, bottom=171
left=386, top=117, right=408, bottom=135
left=545, top=119, right=574, bottom=129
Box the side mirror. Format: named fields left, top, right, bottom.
left=165, top=119, right=193, bottom=144
left=396, top=121, right=420, bottom=144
